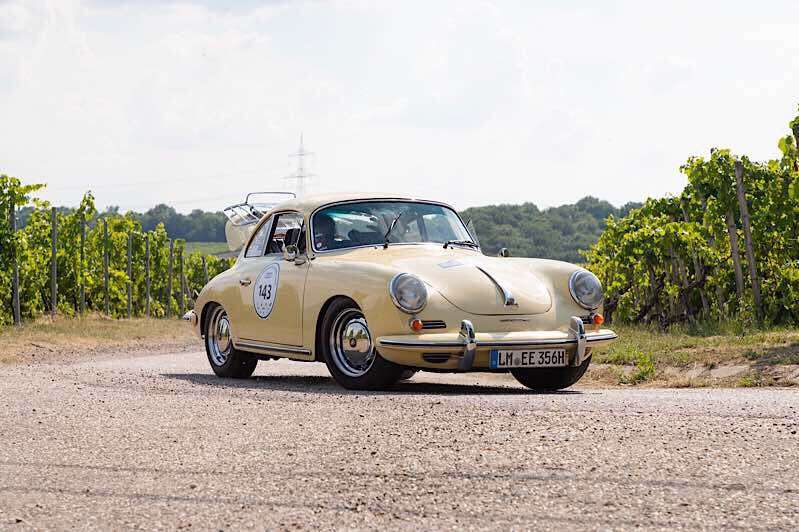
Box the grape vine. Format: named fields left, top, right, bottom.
left=1, top=179, right=233, bottom=325
left=586, top=106, right=799, bottom=328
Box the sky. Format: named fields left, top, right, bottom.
left=1, top=0, right=798, bottom=213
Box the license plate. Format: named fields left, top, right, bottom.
left=489, top=348, right=567, bottom=369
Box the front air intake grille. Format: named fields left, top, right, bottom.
left=422, top=353, right=451, bottom=364
left=421, top=320, right=447, bottom=330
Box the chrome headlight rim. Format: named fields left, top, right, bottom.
left=568, top=269, right=603, bottom=310
left=388, top=273, right=428, bottom=314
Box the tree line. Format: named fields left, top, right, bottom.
left=463, top=197, right=641, bottom=262
left=18, top=204, right=228, bottom=243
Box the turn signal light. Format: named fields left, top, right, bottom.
left=410, top=319, right=424, bottom=332
left=592, top=314, right=604, bottom=325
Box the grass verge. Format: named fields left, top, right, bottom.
left=589, top=323, right=799, bottom=387
left=593, top=324, right=799, bottom=367
left=0, top=315, right=197, bottom=364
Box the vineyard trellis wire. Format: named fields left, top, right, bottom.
left=1, top=177, right=234, bottom=326
left=585, top=107, right=799, bottom=329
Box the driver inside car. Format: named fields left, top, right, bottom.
left=314, top=213, right=338, bottom=250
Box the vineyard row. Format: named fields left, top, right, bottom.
left=1, top=177, right=233, bottom=326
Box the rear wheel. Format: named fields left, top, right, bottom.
left=321, top=299, right=405, bottom=390
left=511, top=356, right=591, bottom=391
left=204, top=305, right=257, bottom=379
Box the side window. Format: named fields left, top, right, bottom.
left=245, top=217, right=273, bottom=258
left=267, top=212, right=304, bottom=254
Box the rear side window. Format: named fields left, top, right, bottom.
left=245, top=218, right=272, bottom=258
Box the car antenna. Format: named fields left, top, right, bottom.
left=383, top=212, right=403, bottom=249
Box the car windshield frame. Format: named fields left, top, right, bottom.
left=309, top=199, right=478, bottom=254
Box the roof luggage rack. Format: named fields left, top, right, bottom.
left=223, top=191, right=296, bottom=252
left=223, top=191, right=296, bottom=226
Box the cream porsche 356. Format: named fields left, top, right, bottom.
left=184, top=192, right=617, bottom=390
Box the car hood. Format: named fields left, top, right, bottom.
left=327, top=245, right=552, bottom=315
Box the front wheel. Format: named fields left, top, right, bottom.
left=204, top=305, right=258, bottom=379
left=321, top=299, right=405, bottom=390
left=511, top=356, right=591, bottom=391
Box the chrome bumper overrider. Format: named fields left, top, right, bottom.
left=377, top=316, right=618, bottom=370
left=182, top=310, right=198, bottom=327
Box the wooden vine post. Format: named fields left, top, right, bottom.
left=734, top=161, right=762, bottom=321
left=167, top=239, right=173, bottom=318
left=10, top=199, right=21, bottom=326
left=145, top=233, right=151, bottom=318
left=127, top=232, right=133, bottom=319
left=79, top=213, right=85, bottom=315
left=104, top=220, right=110, bottom=316
left=724, top=209, right=745, bottom=301
left=179, top=247, right=185, bottom=317
left=50, top=207, right=57, bottom=318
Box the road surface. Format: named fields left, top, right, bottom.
left=1, top=351, right=797, bottom=530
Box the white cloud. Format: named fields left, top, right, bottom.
left=0, top=0, right=798, bottom=212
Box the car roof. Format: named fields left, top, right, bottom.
left=269, top=192, right=456, bottom=216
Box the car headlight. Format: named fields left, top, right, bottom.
left=389, top=273, right=428, bottom=314
left=569, top=270, right=603, bottom=310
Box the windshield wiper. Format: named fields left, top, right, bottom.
left=383, top=212, right=403, bottom=249
left=443, top=239, right=478, bottom=249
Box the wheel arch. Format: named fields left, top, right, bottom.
left=314, top=295, right=360, bottom=362
left=199, top=300, right=222, bottom=339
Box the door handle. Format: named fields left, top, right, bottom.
left=239, top=278, right=252, bottom=286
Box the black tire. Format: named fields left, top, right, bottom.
left=204, top=305, right=258, bottom=379
left=320, top=298, right=405, bottom=390
left=510, top=356, right=591, bottom=391
left=399, top=369, right=418, bottom=381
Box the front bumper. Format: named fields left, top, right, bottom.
left=377, top=316, right=617, bottom=371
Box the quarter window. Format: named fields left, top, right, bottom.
left=245, top=218, right=273, bottom=258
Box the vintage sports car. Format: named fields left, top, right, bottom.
left=184, top=193, right=617, bottom=390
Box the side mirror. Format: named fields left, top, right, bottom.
left=498, top=247, right=510, bottom=258
left=283, top=243, right=299, bottom=262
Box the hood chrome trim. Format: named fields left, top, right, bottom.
left=475, top=266, right=517, bottom=306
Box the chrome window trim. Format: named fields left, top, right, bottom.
left=244, top=216, right=274, bottom=258
left=309, top=198, right=479, bottom=255
left=241, top=209, right=306, bottom=260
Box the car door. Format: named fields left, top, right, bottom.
left=233, top=211, right=309, bottom=347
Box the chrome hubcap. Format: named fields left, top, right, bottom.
left=330, top=309, right=375, bottom=377
left=208, top=307, right=232, bottom=366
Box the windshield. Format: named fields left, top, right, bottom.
left=312, top=201, right=474, bottom=252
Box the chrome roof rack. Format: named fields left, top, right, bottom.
left=223, top=191, right=296, bottom=226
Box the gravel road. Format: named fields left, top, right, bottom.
left=1, top=352, right=797, bottom=531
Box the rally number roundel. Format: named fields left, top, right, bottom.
left=253, top=263, right=280, bottom=319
